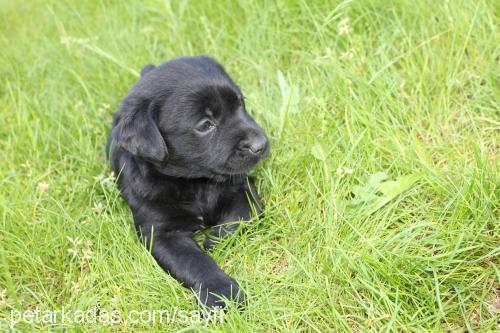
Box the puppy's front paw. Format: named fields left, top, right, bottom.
left=195, top=276, right=244, bottom=309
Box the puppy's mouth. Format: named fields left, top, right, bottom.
left=217, top=147, right=269, bottom=176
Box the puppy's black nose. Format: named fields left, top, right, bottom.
left=240, top=134, right=268, bottom=155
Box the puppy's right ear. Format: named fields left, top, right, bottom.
left=112, top=97, right=168, bottom=164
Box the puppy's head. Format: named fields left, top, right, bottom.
left=112, top=56, right=269, bottom=179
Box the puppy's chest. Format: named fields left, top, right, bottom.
left=173, top=182, right=239, bottom=226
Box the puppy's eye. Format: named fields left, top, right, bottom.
left=196, top=119, right=216, bottom=133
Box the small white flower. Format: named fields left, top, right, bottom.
left=68, top=248, right=78, bottom=258
left=95, top=171, right=116, bottom=186
left=338, top=17, right=352, bottom=35
left=341, top=48, right=355, bottom=60
left=314, top=47, right=335, bottom=63
left=97, top=103, right=111, bottom=114
left=0, top=289, right=6, bottom=306
left=336, top=167, right=354, bottom=176
left=71, top=281, right=80, bottom=293
left=37, top=182, right=49, bottom=192
left=81, top=249, right=93, bottom=261
left=111, top=285, right=122, bottom=305
left=93, top=202, right=104, bottom=213
left=67, top=237, right=94, bottom=263
left=94, top=174, right=105, bottom=181
left=66, top=236, right=82, bottom=246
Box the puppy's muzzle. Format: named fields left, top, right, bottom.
left=238, top=131, right=269, bottom=158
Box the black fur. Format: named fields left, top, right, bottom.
left=107, top=56, right=269, bottom=308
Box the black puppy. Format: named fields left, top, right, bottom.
left=107, top=56, right=269, bottom=308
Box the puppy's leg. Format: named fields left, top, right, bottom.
left=143, top=229, right=243, bottom=308
left=204, top=178, right=263, bottom=250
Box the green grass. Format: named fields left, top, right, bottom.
left=0, top=0, right=498, bottom=331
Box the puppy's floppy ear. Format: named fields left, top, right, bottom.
left=112, top=97, right=168, bottom=164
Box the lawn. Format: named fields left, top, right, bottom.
left=0, top=0, right=498, bottom=331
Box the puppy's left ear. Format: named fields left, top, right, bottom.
left=112, top=97, right=168, bottom=164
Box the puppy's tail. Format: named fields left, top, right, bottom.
left=140, top=64, right=156, bottom=77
